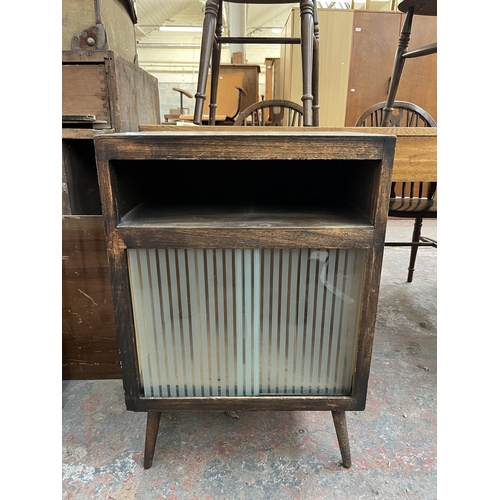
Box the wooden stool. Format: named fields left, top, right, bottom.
left=194, top=0, right=319, bottom=126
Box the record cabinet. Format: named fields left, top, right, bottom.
left=95, top=129, right=395, bottom=468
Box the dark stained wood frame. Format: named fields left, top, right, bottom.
left=94, top=129, right=395, bottom=467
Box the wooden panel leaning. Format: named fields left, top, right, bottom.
left=94, top=129, right=396, bottom=469
left=62, top=216, right=121, bottom=379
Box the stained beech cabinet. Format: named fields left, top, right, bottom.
left=95, top=130, right=395, bottom=468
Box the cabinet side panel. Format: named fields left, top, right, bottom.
left=62, top=216, right=121, bottom=379
left=112, top=55, right=160, bottom=131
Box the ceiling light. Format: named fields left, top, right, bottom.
left=159, top=26, right=203, bottom=32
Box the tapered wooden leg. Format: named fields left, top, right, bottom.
left=332, top=410, right=352, bottom=468
left=143, top=411, right=161, bottom=469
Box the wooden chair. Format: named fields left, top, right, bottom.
left=381, top=0, right=437, bottom=127
left=178, top=72, right=247, bottom=125
left=234, top=99, right=304, bottom=126
left=194, top=0, right=319, bottom=126
left=164, top=88, right=193, bottom=123
left=356, top=100, right=437, bottom=282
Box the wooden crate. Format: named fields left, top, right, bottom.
left=62, top=50, right=160, bottom=131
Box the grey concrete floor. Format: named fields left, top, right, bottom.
left=62, top=219, right=437, bottom=500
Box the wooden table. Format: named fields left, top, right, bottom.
left=138, top=124, right=437, bottom=183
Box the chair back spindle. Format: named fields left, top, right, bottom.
left=355, top=100, right=437, bottom=282
left=234, top=100, right=304, bottom=127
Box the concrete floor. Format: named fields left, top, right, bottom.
left=62, top=219, right=437, bottom=500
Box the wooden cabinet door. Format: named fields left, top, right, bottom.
left=344, top=11, right=402, bottom=126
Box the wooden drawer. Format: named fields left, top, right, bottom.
left=62, top=50, right=160, bottom=131
left=62, top=63, right=111, bottom=127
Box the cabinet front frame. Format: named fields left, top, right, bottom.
left=95, top=131, right=395, bottom=413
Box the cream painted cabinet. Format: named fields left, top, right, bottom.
left=279, top=8, right=437, bottom=127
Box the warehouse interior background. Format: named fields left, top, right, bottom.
left=1, top=2, right=498, bottom=498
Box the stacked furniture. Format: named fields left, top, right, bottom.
left=62, top=0, right=161, bottom=379
left=194, top=1, right=319, bottom=126
left=280, top=6, right=436, bottom=126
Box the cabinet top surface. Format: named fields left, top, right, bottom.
left=96, top=129, right=397, bottom=140
left=93, top=129, right=399, bottom=162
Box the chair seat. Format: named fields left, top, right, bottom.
left=398, top=0, right=437, bottom=16
left=227, top=0, right=301, bottom=3
left=388, top=198, right=437, bottom=217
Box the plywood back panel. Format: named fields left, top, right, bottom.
left=345, top=11, right=402, bottom=126
left=316, top=10, right=355, bottom=127
left=282, top=9, right=355, bottom=126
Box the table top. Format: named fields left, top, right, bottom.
left=398, top=0, right=437, bottom=16
left=133, top=125, right=437, bottom=184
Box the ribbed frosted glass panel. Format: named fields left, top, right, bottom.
left=128, top=248, right=365, bottom=397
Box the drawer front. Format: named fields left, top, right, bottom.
left=62, top=64, right=111, bottom=127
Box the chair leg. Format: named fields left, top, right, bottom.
left=407, top=216, right=423, bottom=283
left=332, top=411, right=352, bottom=468
left=194, top=0, right=219, bottom=125
left=143, top=411, right=162, bottom=469
left=300, top=0, right=315, bottom=126
left=312, top=1, right=320, bottom=126
left=208, top=2, right=224, bottom=125
left=381, top=6, right=414, bottom=126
